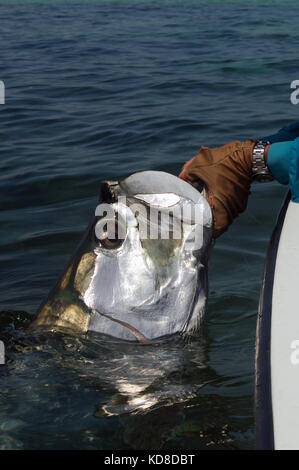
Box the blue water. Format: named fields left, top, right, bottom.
left=0, top=0, right=298, bottom=450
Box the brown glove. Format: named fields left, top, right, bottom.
left=179, top=139, right=256, bottom=238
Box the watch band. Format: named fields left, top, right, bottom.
left=252, top=140, right=274, bottom=182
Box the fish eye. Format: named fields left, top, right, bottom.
left=99, top=233, right=123, bottom=250
left=95, top=218, right=125, bottom=250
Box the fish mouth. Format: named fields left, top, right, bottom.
left=95, top=311, right=150, bottom=344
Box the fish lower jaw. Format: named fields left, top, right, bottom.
left=90, top=309, right=150, bottom=343
left=89, top=307, right=192, bottom=344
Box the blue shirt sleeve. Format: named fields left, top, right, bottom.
left=259, top=122, right=299, bottom=202
left=289, top=137, right=299, bottom=202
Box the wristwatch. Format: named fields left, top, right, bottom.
left=252, top=140, right=274, bottom=182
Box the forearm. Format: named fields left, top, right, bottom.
left=179, top=134, right=299, bottom=238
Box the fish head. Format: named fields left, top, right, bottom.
left=82, top=171, right=213, bottom=341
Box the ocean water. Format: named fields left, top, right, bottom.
left=0, top=0, right=298, bottom=450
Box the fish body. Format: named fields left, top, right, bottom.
left=30, top=171, right=213, bottom=342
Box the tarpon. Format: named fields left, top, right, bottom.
left=30, top=171, right=213, bottom=342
